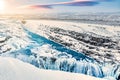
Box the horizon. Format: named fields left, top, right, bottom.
left=0, top=0, right=120, bottom=14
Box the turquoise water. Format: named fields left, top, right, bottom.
left=7, top=24, right=118, bottom=79
left=24, top=27, right=94, bottom=61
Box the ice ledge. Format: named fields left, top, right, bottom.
left=0, top=56, right=107, bottom=80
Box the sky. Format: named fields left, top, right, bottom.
left=1, top=0, right=120, bottom=14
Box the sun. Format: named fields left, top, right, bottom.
left=0, top=0, right=5, bottom=13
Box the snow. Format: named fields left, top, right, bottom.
left=25, top=20, right=120, bottom=37
left=0, top=57, right=107, bottom=80
left=0, top=20, right=105, bottom=78
left=25, top=20, right=120, bottom=64
left=0, top=19, right=119, bottom=80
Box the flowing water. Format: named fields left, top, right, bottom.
left=0, top=21, right=119, bottom=80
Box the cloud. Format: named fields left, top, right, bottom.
left=59, top=1, right=98, bottom=6
left=18, top=0, right=113, bottom=9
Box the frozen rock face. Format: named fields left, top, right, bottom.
left=25, top=20, right=120, bottom=64
left=48, top=27, right=120, bottom=64
left=24, top=20, right=120, bottom=79
left=0, top=57, right=108, bottom=80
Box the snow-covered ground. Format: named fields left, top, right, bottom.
left=0, top=19, right=120, bottom=80
left=25, top=20, right=120, bottom=64
left=0, top=56, right=108, bottom=80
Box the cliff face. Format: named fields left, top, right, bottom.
left=25, top=20, right=120, bottom=64
left=48, top=27, right=120, bottom=64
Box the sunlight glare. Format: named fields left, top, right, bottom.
left=0, top=0, right=5, bottom=13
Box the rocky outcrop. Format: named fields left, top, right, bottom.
left=45, top=27, right=120, bottom=64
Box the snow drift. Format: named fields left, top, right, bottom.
left=0, top=57, right=107, bottom=80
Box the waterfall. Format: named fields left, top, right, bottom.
left=0, top=22, right=119, bottom=80
left=28, top=54, right=104, bottom=78
left=102, top=64, right=120, bottom=80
